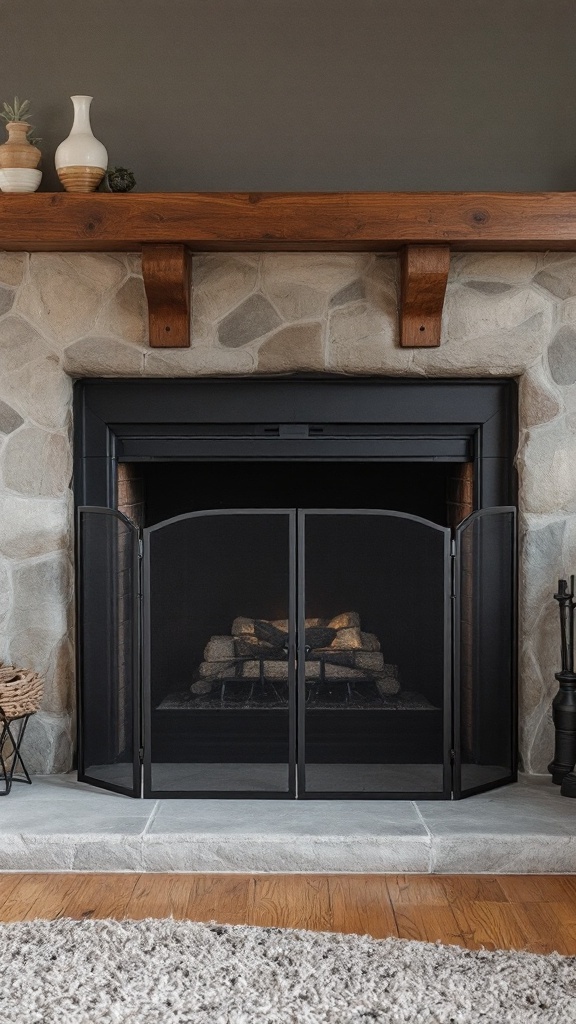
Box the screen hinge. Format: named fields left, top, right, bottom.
left=138, top=746, right=144, bottom=764
left=450, top=538, right=456, bottom=599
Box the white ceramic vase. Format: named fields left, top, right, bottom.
left=55, top=95, right=107, bottom=193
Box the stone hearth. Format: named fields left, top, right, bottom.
left=2, top=772, right=575, bottom=872
left=0, top=249, right=575, bottom=777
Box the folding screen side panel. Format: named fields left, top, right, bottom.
left=77, top=507, right=141, bottom=796
left=454, top=507, right=517, bottom=798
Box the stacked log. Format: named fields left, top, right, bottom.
left=190, top=612, right=400, bottom=697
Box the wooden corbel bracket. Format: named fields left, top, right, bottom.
left=141, top=243, right=192, bottom=348
left=399, top=244, right=451, bottom=347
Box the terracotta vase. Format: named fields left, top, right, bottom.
left=0, top=121, right=41, bottom=170
left=55, top=95, right=108, bottom=193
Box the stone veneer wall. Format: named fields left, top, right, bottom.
left=0, top=249, right=575, bottom=775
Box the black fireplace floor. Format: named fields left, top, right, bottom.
left=156, top=689, right=437, bottom=712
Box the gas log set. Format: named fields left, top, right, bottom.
left=189, top=611, right=401, bottom=706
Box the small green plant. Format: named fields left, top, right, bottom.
left=105, top=166, right=136, bottom=193
left=0, top=96, right=32, bottom=124
left=0, top=96, right=40, bottom=147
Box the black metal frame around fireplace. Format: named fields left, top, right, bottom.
left=74, top=376, right=518, bottom=800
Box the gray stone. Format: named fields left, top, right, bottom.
left=464, top=280, right=513, bottom=294
left=0, top=559, right=12, bottom=627
left=517, top=420, right=576, bottom=514
left=0, top=285, right=14, bottom=317
left=2, top=427, right=71, bottom=496
left=0, top=317, right=50, bottom=375
left=263, top=282, right=326, bottom=321
left=257, top=322, right=324, bottom=373
left=0, top=495, right=68, bottom=559
left=534, top=271, right=575, bottom=299
left=218, top=294, right=282, bottom=348
left=10, top=553, right=72, bottom=637
left=193, top=255, right=258, bottom=322
left=519, top=364, right=562, bottom=427
left=525, top=705, right=556, bottom=775
left=548, top=326, right=576, bottom=385
left=424, top=284, right=551, bottom=374
left=19, top=710, right=73, bottom=774
left=451, top=252, right=540, bottom=285
left=0, top=252, right=26, bottom=287
left=328, top=303, right=406, bottom=373
left=534, top=254, right=576, bottom=299
left=8, top=628, right=66, bottom=685
left=44, top=636, right=74, bottom=714
left=329, top=279, right=365, bottom=307
left=261, top=253, right=366, bottom=295
left=0, top=399, right=23, bottom=434
left=14, top=253, right=126, bottom=346
left=96, top=275, right=149, bottom=344
left=520, top=518, right=566, bottom=636
left=0, top=354, right=71, bottom=431
left=63, top=336, right=145, bottom=376
left=143, top=344, right=255, bottom=377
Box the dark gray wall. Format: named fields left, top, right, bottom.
left=1, top=0, right=575, bottom=192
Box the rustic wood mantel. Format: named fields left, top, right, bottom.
left=1, top=191, right=575, bottom=348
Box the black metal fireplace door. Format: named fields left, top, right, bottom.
left=76, top=507, right=516, bottom=800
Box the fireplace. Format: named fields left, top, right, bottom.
left=74, top=376, right=517, bottom=799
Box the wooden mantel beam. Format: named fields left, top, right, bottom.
left=1, top=192, right=576, bottom=252
left=1, top=191, right=576, bottom=348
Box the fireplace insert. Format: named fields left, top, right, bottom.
left=74, top=377, right=517, bottom=799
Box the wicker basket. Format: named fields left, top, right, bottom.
left=0, top=664, right=44, bottom=720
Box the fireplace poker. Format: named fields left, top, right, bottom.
left=548, top=575, right=576, bottom=797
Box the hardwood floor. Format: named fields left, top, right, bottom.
left=1, top=874, right=576, bottom=954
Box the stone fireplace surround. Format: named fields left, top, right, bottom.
left=0, top=248, right=575, bottom=781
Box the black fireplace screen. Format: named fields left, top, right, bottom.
left=76, top=504, right=516, bottom=799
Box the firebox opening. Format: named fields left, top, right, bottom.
left=115, top=458, right=474, bottom=796
left=118, top=459, right=475, bottom=531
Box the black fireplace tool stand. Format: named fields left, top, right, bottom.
left=0, top=709, right=32, bottom=796
left=548, top=576, right=576, bottom=797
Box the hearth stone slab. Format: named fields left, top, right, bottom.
left=0, top=773, right=575, bottom=873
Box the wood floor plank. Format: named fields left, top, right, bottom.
left=518, top=902, right=576, bottom=956
left=19, top=874, right=87, bottom=921
left=389, top=901, right=467, bottom=947
left=449, top=898, right=534, bottom=952
left=327, top=874, right=398, bottom=938
left=58, top=873, right=141, bottom=920
left=441, top=875, right=508, bottom=904
left=385, top=874, right=468, bottom=947
left=0, top=875, right=64, bottom=922
left=0, top=873, right=26, bottom=906
left=185, top=874, right=252, bottom=926
left=125, top=873, right=199, bottom=920
left=386, top=874, right=450, bottom=906
left=497, top=874, right=576, bottom=905
left=249, top=875, right=331, bottom=931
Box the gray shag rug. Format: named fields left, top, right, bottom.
left=0, top=917, right=574, bottom=1023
